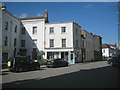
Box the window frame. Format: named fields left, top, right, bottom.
left=4, top=36, right=8, bottom=46
left=33, top=26, right=37, bottom=35
left=61, top=27, right=66, bottom=33
left=50, top=39, right=54, bottom=48
left=62, top=39, right=66, bottom=47
left=15, top=25, right=17, bottom=33
left=49, top=27, right=54, bottom=34
left=22, top=27, right=26, bottom=34
left=21, top=40, right=25, bottom=47
left=14, top=38, right=17, bottom=46
left=5, top=21, right=8, bottom=30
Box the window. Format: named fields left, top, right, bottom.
left=50, top=39, right=54, bottom=47
left=62, top=39, right=66, bottom=47
left=14, top=38, right=17, bottom=46
left=4, top=36, right=8, bottom=46
left=76, top=28, right=78, bottom=35
left=33, top=27, right=37, bottom=34
left=22, top=27, right=25, bottom=34
left=49, top=27, right=54, bottom=34
left=33, top=39, right=37, bottom=47
left=21, top=40, right=25, bottom=47
left=61, top=27, right=66, bottom=33
left=5, top=21, right=8, bottom=30
left=15, top=25, right=17, bottom=33
left=103, top=50, right=105, bottom=53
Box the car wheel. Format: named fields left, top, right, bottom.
left=17, top=67, right=23, bottom=72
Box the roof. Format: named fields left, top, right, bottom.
left=108, top=44, right=116, bottom=47
left=45, top=21, right=74, bottom=25
left=20, top=16, right=46, bottom=20
left=102, top=44, right=110, bottom=48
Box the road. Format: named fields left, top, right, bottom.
left=2, top=61, right=120, bottom=88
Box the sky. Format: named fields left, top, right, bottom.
left=3, top=2, right=118, bottom=44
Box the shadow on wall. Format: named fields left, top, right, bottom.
left=20, top=24, right=42, bottom=60
left=2, top=66, right=120, bottom=88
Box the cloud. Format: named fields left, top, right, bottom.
left=83, top=4, right=93, bottom=8
left=19, top=13, right=28, bottom=18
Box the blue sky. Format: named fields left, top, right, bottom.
left=3, top=2, right=118, bottom=44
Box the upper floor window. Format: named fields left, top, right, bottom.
left=33, top=26, right=37, bottom=34
left=22, top=27, right=25, bottom=34
left=15, top=25, right=17, bottom=33
left=5, top=21, right=8, bottom=30
left=103, top=50, right=105, bottom=53
left=76, top=28, right=78, bottom=35
left=61, top=27, right=66, bottom=33
left=21, top=40, right=25, bottom=47
left=14, top=38, right=17, bottom=46
left=4, top=36, right=8, bottom=46
left=49, top=27, right=54, bottom=34
left=50, top=39, right=54, bottom=47
left=33, top=39, right=37, bottom=47
left=62, top=39, right=66, bottom=47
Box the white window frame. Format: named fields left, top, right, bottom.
left=61, top=27, right=66, bottom=33
left=33, top=26, right=37, bottom=35
left=50, top=39, right=54, bottom=47
left=49, top=27, right=54, bottom=34
left=62, top=39, right=66, bottom=47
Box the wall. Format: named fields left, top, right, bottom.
left=45, top=22, right=73, bottom=49
left=82, top=31, right=94, bottom=61
left=0, top=7, right=2, bottom=69
left=2, top=10, right=21, bottom=61
left=21, top=19, right=45, bottom=57
left=73, top=22, right=82, bottom=62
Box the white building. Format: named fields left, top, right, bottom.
left=20, top=10, right=48, bottom=60
left=44, top=22, right=81, bottom=64
left=102, top=44, right=117, bottom=59
left=1, top=6, right=21, bottom=63
left=1, top=5, right=102, bottom=65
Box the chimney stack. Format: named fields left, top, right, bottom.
left=44, top=10, right=49, bottom=23
left=0, top=4, right=6, bottom=10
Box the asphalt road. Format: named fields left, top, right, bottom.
left=2, top=61, right=120, bottom=88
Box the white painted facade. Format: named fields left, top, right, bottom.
left=102, top=45, right=117, bottom=59
left=21, top=19, right=45, bottom=58
left=44, top=22, right=82, bottom=64
left=102, top=48, right=117, bottom=58
left=1, top=6, right=102, bottom=64
left=2, top=10, right=21, bottom=63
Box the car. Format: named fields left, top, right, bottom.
left=7, top=56, right=40, bottom=72
left=46, top=58, right=68, bottom=68
left=108, top=56, right=120, bottom=68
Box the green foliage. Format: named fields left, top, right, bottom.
left=37, top=55, right=45, bottom=65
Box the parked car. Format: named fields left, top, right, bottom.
left=46, top=58, right=68, bottom=68
left=107, top=56, right=120, bottom=68
left=7, top=56, right=40, bottom=72
left=107, top=57, right=112, bottom=64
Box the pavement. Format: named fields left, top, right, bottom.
left=2, top=61, right=120, bottom=88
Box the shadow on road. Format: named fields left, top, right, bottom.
left=2, top=66, right=120, bottom=88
